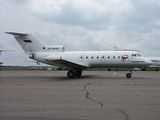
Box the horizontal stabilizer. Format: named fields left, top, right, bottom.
left=5, top=32, right=27, bottom=35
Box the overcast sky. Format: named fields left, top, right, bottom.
left=0, top=0, right=160, bottom=66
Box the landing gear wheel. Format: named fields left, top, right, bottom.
left=142, top=68, right=146, bottom=71
left=75, top=70, right=82, bottom=77
left=67, top=71, right=75, bottom=78
left=126, top=73, right=131, bottom=78
left=155, top=68, right=159, bottom=71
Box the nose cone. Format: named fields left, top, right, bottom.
left=144, top=58, right=153, bottom=66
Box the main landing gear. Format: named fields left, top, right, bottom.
left=126, top=70, right=132, bottom=78
left=67, top=70, right=82, bottom=78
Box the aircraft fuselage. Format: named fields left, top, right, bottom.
left=32, top=51, right=151, bottom=69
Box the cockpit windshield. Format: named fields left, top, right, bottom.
left=137, top=54, right=141, bottom=57
left=131, top=54, right=141, bottom=57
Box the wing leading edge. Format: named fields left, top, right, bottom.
left=45, top=56, right=88, bottom=70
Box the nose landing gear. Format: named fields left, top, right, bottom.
left=126, top=70, right=132, bottom=78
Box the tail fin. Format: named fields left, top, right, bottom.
left=5, top=32, right=46, bottom=53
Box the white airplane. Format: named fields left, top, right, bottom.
left=25, top=60, right=41, bottom=65
left=0, top=49, right=29, bottom=69
left=0, top=49, right=16, bottom=67
left=114, top=46, right=140, bottom=51
left=145, top=57, right=160, bottom=71
left=5, top=32, right=152, bottom=78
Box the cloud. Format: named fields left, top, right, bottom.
left=116, top=0, right=160, bottom=32
left=0, top=0, right=160, bottom=66
left=28, top=0, right=134, bottom=30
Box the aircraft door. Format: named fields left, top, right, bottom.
left=101, top=55, right=106, bottom=63
left=79, top=55, right=84, bottom=62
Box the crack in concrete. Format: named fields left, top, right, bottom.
left=83, top=82, right=131, bottom=120
left=83, top=82, right=104, bottom=108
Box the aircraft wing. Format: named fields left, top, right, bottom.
left=0, top=64, right=29, bottom=67
left=45, top=56, right=88, bottom=70
left=148, top=65, right=160, bottom=68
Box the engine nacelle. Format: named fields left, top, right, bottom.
left=45, top=46, right=65, bottom=52
left=29, top=53, right=34, bottom=59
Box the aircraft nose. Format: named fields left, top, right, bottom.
left=145, top=58, right=153, bottom=65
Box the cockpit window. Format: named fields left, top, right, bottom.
left=131, top=54, right=141, bottom=57
left=132, top=54, right=136, bottom=56
left=137, top=54, right=141, bottom=57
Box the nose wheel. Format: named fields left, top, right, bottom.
left=126, top=70, right=132, bottom=78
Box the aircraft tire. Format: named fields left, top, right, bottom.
left=67, top=71, right=75, bottom=78
left=75, top=70, right=82, bottom=77
left=155, top=68, right=159, bottom=71
left=126, top=73, right=131, bottom=78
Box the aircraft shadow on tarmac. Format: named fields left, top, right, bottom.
left=44, top=75, right=149, bottom=81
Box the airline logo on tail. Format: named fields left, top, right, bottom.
left=24, top=40, right=32, bottom=43
left=121, top=55, right=129, bottom=62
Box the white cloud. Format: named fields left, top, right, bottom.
left=28, top=0, right=67, bottom=15
left=27, top=0, right=134, bottom=30
left=0, top=0, right=160, bottom=66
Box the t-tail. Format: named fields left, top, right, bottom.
left=5, top=32, right=65, bottom=53
left=5, top=32, right=46, bottom=53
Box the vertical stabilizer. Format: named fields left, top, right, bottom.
left=5, top=32, right=46, bottom=53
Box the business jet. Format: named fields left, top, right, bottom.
left=25, top=60, right=40, bottom=65
left=0, top=49, right=16, bottom=67
left=0, top=49, right=30, bottom=70
left=143, top=57, right=160, bottom=71
left=5, top=32, right=152, bottom=78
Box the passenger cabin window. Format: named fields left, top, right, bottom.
left=118, top=56, right=120, bottom=59
left=97, top=56, right=99, bottom=59
left=91, top=56, right=94, bottom=59
left=86, top=56, right=88, bottom=59
left=113, top=56, right=115, bottom=59
left=108, top=56, right=110, bottom=59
